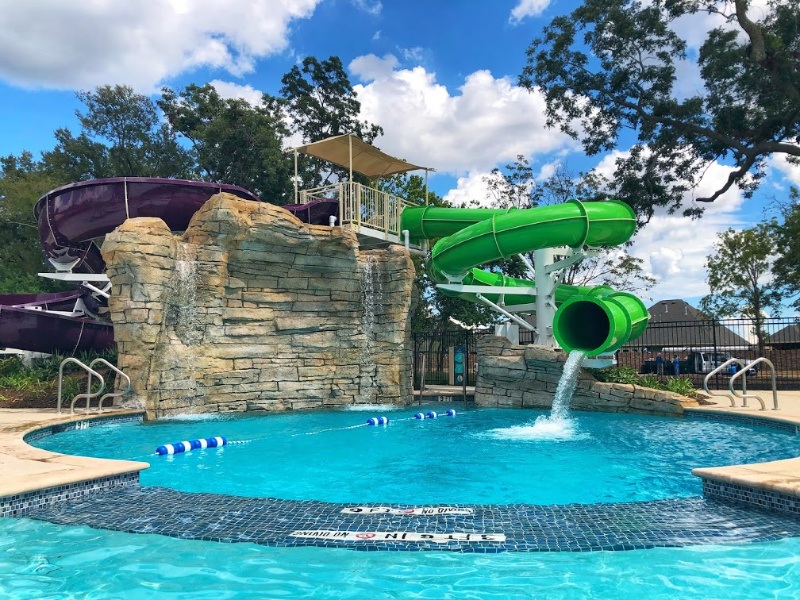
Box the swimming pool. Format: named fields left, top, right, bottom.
left=9, top=405, right=800, bottom=596
left=33, top=405, right=800, bottom=505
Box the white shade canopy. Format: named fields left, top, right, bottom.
left=289, top=133, right=432, bottom=179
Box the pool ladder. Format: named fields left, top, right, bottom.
left=702, top=357, right=778, bottom=410
left=57, top=357, right=131, bottom=414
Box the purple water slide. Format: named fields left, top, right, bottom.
left=0, top=290, right=84, bottom=311
left=2, top=177, right=336, bottom=355
left=0, top=307, right=115, bottom=354
left=35, top=177, right=262, bottom=273
left=0, top=291, right=111, bottom=354
left=283, top=198, right=339, bottom=226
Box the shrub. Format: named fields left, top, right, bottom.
left=0, top=350, right=115, bottom=395
left=592, top=365, right=641, bottom=385
left=638, top=375, right=666, bottom=390
left=589, top=367, right=687, bottom=393
left=665, top=376, right=695, bottom=396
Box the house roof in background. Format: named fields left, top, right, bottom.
left=647, top=299, right=708, bottom=323
left=625, top=299, right=753, bottom=349
left=769, top=323, right=800, bottom=345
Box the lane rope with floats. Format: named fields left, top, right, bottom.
left=153, top=409, right=459, bottom=456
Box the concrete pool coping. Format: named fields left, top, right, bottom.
left=0, top=408, right=148, bottom=499
left=4, top=394, right=800, bottom=515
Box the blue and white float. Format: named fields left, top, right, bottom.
left=416, top=409, right=456, bottom=420
left=156, top=436, right=227, bottom=455
left=366, top=416, right=389, bottom=426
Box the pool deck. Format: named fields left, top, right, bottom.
left=3, top=392, right=800, bottom=513
left=0, top=408, right=148, bottom=499
left=689, top=390, right=800, bottom=503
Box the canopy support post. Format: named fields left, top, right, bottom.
left=348, top=134, right=353, bottom=182
left=293, top=149, right=299, bottom=204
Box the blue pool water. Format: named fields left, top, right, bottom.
left=34, top=406, right=800, bottom=505
left=10, top=407, right=800, bottom=597
left=3, top=517, right=800, bottom=599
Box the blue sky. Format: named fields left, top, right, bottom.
left=0, top=0, right=797, bottom=310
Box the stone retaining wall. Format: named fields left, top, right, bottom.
left=101, top=193, right=414, bottom=419
left=475, top=337, right=699, bottom=416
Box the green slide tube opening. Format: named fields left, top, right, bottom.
left=553, top=290, right=649, bottom=356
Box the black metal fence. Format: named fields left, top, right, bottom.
left=619, top=317, right=800, bottom=390
left=412, top=331, right=480, bottom=389
left=413, top=317, right=800, bottom=391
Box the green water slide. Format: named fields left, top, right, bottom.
left=400, top=199, right=649, bottom=355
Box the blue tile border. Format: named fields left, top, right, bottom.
left=702, top=479, right=800, bottom=515
left=685, top=409, right=800, bottom=516
left=0, top=472, right=140, bottom=518
left=684, top=408, right=800, bottom=433
left=19, top=488, right=800, bottom=553
left=22, top=413, right=144, bottom=443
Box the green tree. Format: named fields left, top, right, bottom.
left=159, top=84, right=293, bottom=203
left=483, top=155, right=538, bottom=209
left=771, top=186, right=800, bottom=308
left=700, top=224, right=781, bottom=354
left=43, top=85, right=193, bottom=181
left=0, top=153, right=65, bottom=293
left=279, top=56, right=384, bottom=189
left=520, top=0, right=800, bottom=223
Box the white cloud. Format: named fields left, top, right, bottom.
left=772, top=155, right=800, bottom=187
left=443, top=171, right=495, bottom=207
left=535, top=159, right=561, bottom=182
left=208, top=80, right=264, bottom=105
left=509, top=0, right=551, bottom=24
left=0, top=0, right=321, bottom=91
left=352, top=0, right=382, bottom=16
left=400, top=47, right=425, bottom=63
left=442, top=160, right=569, bottom=207
left=350, top=55, right=576, bottom=175
left=349, top=54, right=399, bottom=83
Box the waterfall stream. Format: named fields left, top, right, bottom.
left=487, top=350, right=587, bottom=441
left=359, top=255, right=382, bottom=402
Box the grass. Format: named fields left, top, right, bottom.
left=588, top=365, right=697, bottom=396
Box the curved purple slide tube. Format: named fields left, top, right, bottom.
left=0, top=291, right=113, bottom=354
left=35, top=177, right=261, bottom=273
left=0, top=290, right=84, bottom=311
left=283, top=198, right=339, bottom=226
left=0, top=308, right=115, bottom=354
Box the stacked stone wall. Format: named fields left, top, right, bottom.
left=475, top=336, right=699, bottom=416
left=101, top=193, right=414, bottom=419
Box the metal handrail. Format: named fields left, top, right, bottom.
left=57, top=358, right=105, bottom=414
left=300, top=181, right=416, bottom=244
left=729, top=357, right=778, bottom=411
left=89, top=358, right=131, bottom=412
left=702, top=358, right=746, bottom=407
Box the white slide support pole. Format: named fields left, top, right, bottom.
left=534, top=247, right=557, bottom=347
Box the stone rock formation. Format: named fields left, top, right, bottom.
left=101, top=193, right=414, bottom=419
left=475, top=336, right=699, bottom=416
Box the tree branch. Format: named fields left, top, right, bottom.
left=734, top=0, right=767, bottom=63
